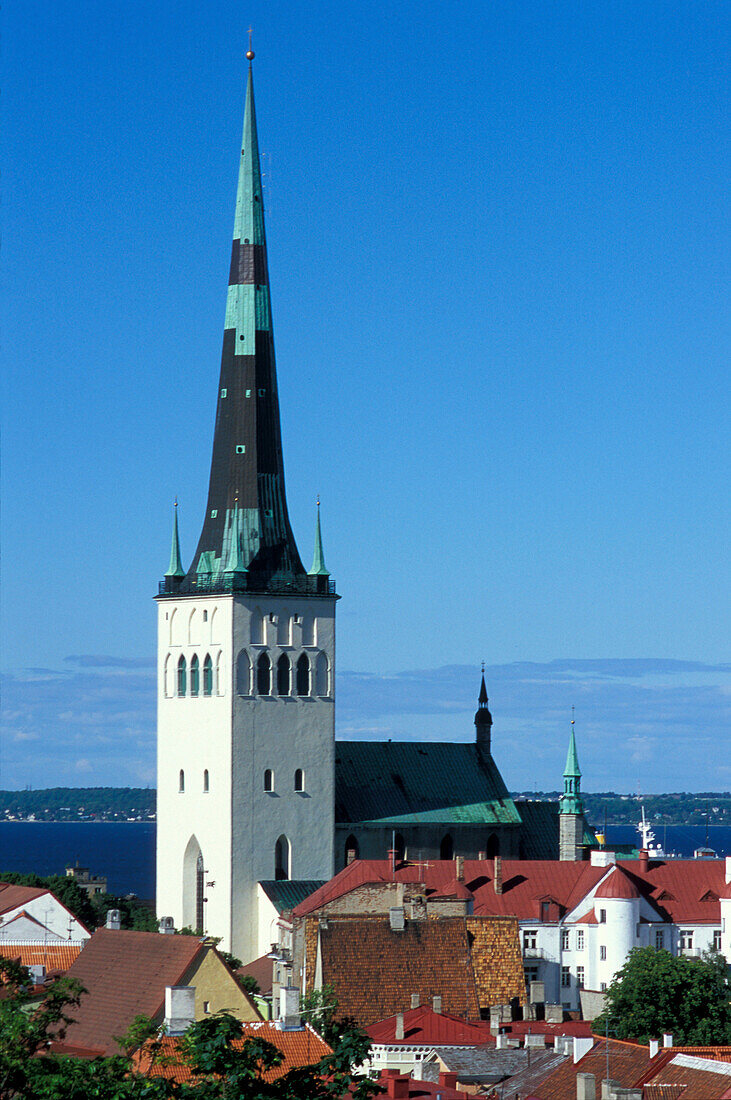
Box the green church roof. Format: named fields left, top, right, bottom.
left=309, top=501, right=329, bottom=577
left=564, top=723, right=581, bottom=778
left=259, top=880, right=326, bottom=915
left=335, top=741, right=522, bottom=826
left=165, top=501, right=185, bottom=579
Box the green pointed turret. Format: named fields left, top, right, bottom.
left=165, top=501, right=185, bottom=580
left=309, top=501, right=329, bottom=577
left=223, top=497, right=248, bottom=579
left=559, top=719, right=584, bottom=815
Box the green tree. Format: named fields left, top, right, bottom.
left=594, top=946, right=731, bottom=1045
left=0, top=871, right=97, bottom=930
left=90, top=893, right=159, bottom=932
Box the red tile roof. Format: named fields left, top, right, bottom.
left=0, top=883, right=48, bottom=914
left=534, top=1038, right=657, bottom=1099
left=134, top=1023, right=332, bottom=1084
left=646, top=1055, right=731, bottom=1099
left=432, top=878, right=473, bottom=901
left=378, top=1069, right=463, bottom=1099
left=366, top=1006, right=492, bottom=1046
left=0, top=942, right=83, bottom=972
left=499, top=1018, right=594, bottom=1041
left=62, top=928, right=206, bottom=1055
left=294, top=858, right=729, bottom=923
left=595, top=866, right=641, bottom=899
left=236, top=952, right=273, bottom=996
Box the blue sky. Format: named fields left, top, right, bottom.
left=2, top=1, right=729, bottom=791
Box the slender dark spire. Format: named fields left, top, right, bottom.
left=177, top=54, right=306, bottom=594
left=165, top=500, right=185, bottom=581
left=475, top=665, right=493, bottom=755
left=309, top=499, right=329, bottom=578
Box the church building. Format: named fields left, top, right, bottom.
left=155, top=55, right=590, bottom=961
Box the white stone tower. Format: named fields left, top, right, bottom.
left=155, top=55, right=336, bottom=962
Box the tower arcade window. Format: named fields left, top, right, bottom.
left=257, top=652, right=271, bottom=695
left=203, top=769, right=209, bottom=793
left=294, top=769, right=304, bottom=792
left=203, top=654, right=213, bottom=696
left=296, top=653, right=310, bottom=696
left=190, top=655, right=200, bottom=697
left=264, top=769, right=274, bottom=793
left=236, top=650, right=251, bottom=695
left=315, top=652, right=329, bottom=696
left=277, top=654, right=291, bottom=696
left=177, top=656, right=187, bottom=697
left=179, top=769, right=185, bottom=793
left=275, top=835, right=290, bottom=881
left=440, top=834, right=454, bottom=860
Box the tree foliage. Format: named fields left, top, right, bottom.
left=0, top=871, right=97, bottom=931
left=594, top=946, right=731, bottom=1045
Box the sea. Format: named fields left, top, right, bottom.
left=0, top=822, right=730, bottom=901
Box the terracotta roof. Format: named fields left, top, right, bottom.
left=0, top=910, right=48, bottom=931
left=0, top=883, right=48, bottom=914
left=134, top=1023, right=332, bottom=1084
left=294, top=858, right=729, bottom=924
left=236, top=952, right=273, bottom=996
left=317, top=917, right=481, bottom=1026
left=0, top=942, right=83, bottom=972
left=63, top=928, right=206, bottom=1055
left=466, top=916, right=526, bottom=1009
left=643, top=1087, right=685, bottom=1100
left=646, top=1054, right=731, bottom=1099
left=535, top=1038, right=656, bottom=1099
left=499, top=1018, right=594, bottom=1041
left=377, top=1069, right=462, bottom=1099
left=595, top=866, right=642, bottom=899
left=366, top=1005, right=492, bottom=1046
left=432, top=878, right=473, bottom=901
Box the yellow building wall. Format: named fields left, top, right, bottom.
left=184, top=946, right=262, bottom=1022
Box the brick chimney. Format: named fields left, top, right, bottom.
left=494, top=856, right=503, bottom=894
left=439, top=1071, right=458, bottom=1089
left=382, top=1070, right=410, bottom=1099
left=638, top=848, right=649, bottom=873
left=455, top=855, right=464, bottom=881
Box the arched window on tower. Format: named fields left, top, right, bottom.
left=277, top=654, right=291, bottom=696
left=315, top=652, right=329, bottom=696
left=440, top=834, right=454, bottom=860
left=275, top=835, right=290, bottom=881
left=345, top=835, right=359, bottom=865
left=195, top=852, right=204, bottom=933
left=190, top=655, right=200, bottom=697
left=203, top=769, right=209, bottom=793
left=257, top=652, right=271, bottom=695
left=179, top=769, right=185, bottom=793
left=486, top=833, right=500, bottom=859
left=294, top=768, right=304, bottom=793
left=394, top=833, right=406, bottom=863
left=202, top=654, right=213, bottom=696
left=236, top=650, right=251, bottom=695
left=264, top=769, right=274, bottom=793
left=296, top=653, right=309, bottom=696
left=177, top=656, right=187, bottom=697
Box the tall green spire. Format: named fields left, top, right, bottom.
left=560, top=711, right=584, bottom=815
left=165, top=500, right=185, bottom=580
left=309, top=499, right=329, bottom=577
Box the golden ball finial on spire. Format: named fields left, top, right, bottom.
left=246, top=27, right=255, bottom=61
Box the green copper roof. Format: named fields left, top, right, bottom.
left=560, top=722, right=584, bottom=815
left=335, top=742, right=522, bottom=826
left=309, top=502, right=329, bottom=577
left=223, top=498, right=247, bottom=576
left=564, top=724, right=581, bottom=778
left=259, top=880, right=326, bottom=915
left=165, top=502, right=185, bottom=579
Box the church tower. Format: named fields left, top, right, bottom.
left=156, top=53, right=336, bottom=960
left=559, top=714, right=585, bottom=861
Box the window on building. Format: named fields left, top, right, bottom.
left=203, top=769, right=209, bottom=793
left=600, top=982, right=607, bottom=992
left=203, top=1001, right=210, bottom=1014
left=680, top=930, right=693, bottom=951
left=301, top=615, right=314, bottom=647
left=713, top=930, right=722, bottom=951
left=275, top=835, right=290, bottom=881
left=561, top=966, right=571, bottom=988
left=523, top=930, right=537, bottom=951
left=600, top=945, right=607, bottom=960
left=177, top=656, right=187, bottom=697
left=561, top=929, right=570, bottom=951
left=296, top=653, right=310, bottom=696
left=655, top=929, right=664, bottom=949
left=577, top=929, right=584, bottom=950
left=577, top=966, right=585, bottom=989
left=394, top=833, right=406, bottom=862
left=277, top=653, right=291, bottom=696
left=236, top=650, right=251, bottom=695
left=190, top=654, right=200, bottom=696
left=179, top=769, right=185, bottom=793
left=294, top=769, right=304, bottom=793
left=215, top=652, right=222, bottom=695
left=345, top=835, right=359, bottom=864
left=250, top=608, right=264, bottom=645
left=599, top=908, right=607, bottom=923
left=315, top=652, right=329, bottom=695
left=277, top=611, right=291, bottom=646
left=264, top=769, right=274, bottom=793
left=257, top=652, right=271, bottom=695
left=440, top=834, right=454, bottom=860
left=203, top=654, right=213, bottom=696
left=195, top=853, right=204, bottom=933
left=486, top=833, right=500, bottom=859
left=524, top=966, right=539, bottom=989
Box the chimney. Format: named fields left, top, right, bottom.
left=663, top=1033, right=673, bottom=1048
left=389, top=907, right=405, bottom=932
left=384, top=1072, right=410, bottom=1099
left=105, top=909, right=121, bottom=930
left=649, top=1039, right=659, bottom=1059
left=638, top=849, right=649, bottom=873
left=395, top=1012, right=405, bottom=1041
left=277, top=985, right=302, bottom=1030
left=164, top=986, right=195, bottom=1036
left=478, top=850, right=486, bottom=860
left=346, top=846, right=357, bottom=865
left=576, top=1073, right=596, bottom=1100
left=432, top=995, right=442, bottom=1014
left=159, top=916, right=175, bottom=934
left=455, top=855, right=464, bottom=881
left=411, top=992, right=420, bottom=1009
left=494, top=856, right=503, bottom=894
left=439, top=1072, right=458, bottom=1089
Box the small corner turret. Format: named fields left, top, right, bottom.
left=164, top=500, right=186, bottom=590
left=475, top=665, right=493, bottom=756
left=559, top=710, right=585, bottom=860
left=308, top=498, right=330, bottom=594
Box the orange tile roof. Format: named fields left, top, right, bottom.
left=534, top=1038, right=656, bottom=1099
left=466, top=915, right=526, bottom=1009
left=0, top=942, right=83, bottom=972
left=134, top=1023, right=332, bottom=1084
left=647, top=1057, right=731, bottom=1099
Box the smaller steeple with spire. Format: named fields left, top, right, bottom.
left=559, top=709, right=585, bottom=861
left=475, top=664, right=493, bottom=756
left=165, top=500, right=185, bottom=586
left=308, top=498, right=330, bottom=593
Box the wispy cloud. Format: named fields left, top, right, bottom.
left=1, top=657, right=728, bottom=792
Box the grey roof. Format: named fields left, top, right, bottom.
left=426, top=1046, right=563, bottom=1088
left=335, top=742, right=522, bottom=826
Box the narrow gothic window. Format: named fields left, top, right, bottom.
left=345, top=835, right=359, bottom=864
left=275, top=835, right=290, bottom=881
left=177, top=656, right=187, bottom=697
left=394, top=833, right=406, bottom=862
left=294, top=768, right=304, bottom=792
left=257, top=652, right=271, bottom=695
left=486, top=833, right=500, bottom=859
left=179, top=769, right=185, bottom=793
left=277, top=611, right=291, bottom=646
left=236, top=650, right=251, bottom=695
left=203, top=769, right=209, bottom=793
left=264, top=769, right=273, bottom=793
left=315, top=652, right=329, bottom=695
left=195, top=853, right=204, bottom=933
left=296, top=653, right=309, bottom=696
left=190, top=655, right=200, bottom=696
left=440, top=834, right=454, bottom=860
left=277, top=653, right=291, bottom=696
left=203, top=654, right=213, bottom=696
